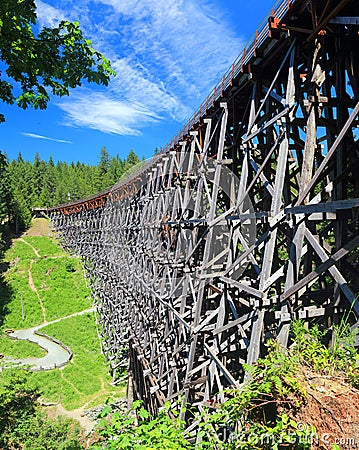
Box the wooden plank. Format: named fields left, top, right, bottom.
left=304, top=228, right=357, bottom=305
left=296, top=100, right=359, bottom=206
left=220, top=276, right=263, bottom=299
left=203, top=344, right=240, bottom=388
left=286, top=198, right=359, bottom=214
left=281, top=234, right=359, bottom=307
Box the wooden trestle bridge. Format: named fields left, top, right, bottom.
left=48, top=0, right=359, bottom=419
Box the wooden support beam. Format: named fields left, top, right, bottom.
left=48, top=0, right=359, bottom=429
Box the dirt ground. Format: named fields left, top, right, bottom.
left=291, top=373, right=359, bottom=449
left=24, top=217, right=53, bottom=237
left=44, top=403, right=95, bottom=439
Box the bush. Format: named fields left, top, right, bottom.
left=0, top=371, right=82, bottom=449
left=65, top=260, right=76, bottom=273
left=91, top=400, right=191, bottom=450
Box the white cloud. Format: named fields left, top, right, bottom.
left=97, top=0, right=244, bottom=90
left=36, top=0, right=245, bottom=136
left=35, top=0, right=66, bottom=28
left=57, top=92, right=161, bottom=135
left=110, top=59, right=191, bottom=121
left=21, top=133, right=72, bottom=144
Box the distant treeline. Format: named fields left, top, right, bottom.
left=0, top=147, right=141, bottom=236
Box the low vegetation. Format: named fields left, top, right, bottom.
left=1, top=234, right=89, bottom=329
left=92, top=320, right=359, bottom=450
left=34, top=314, right=122, bottom=410
left=31, top=257, right=90, bottom=321
left=0, top=334, right=46, bottom=359
left=0, top=223, right=124, bottom=412
left=0, top=371, right=83, bottom=450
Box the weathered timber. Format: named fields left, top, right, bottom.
left=48, top=0, right=359, bottom=427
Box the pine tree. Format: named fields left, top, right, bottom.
left=0, top=153, right=11, bottom=219
left=126, top=149, right=140, bottom=166
left=3, top=148, right=142, bottom=231
left=0, top=152, right=14, bottom=243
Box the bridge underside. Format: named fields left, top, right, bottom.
left=49, top=0, right=359, bottom=420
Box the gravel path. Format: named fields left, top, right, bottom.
left=3, top=308, right=94, bottom=371
left=7, top=328, right=71, bottom=370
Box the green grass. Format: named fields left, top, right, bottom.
left=31, top=258, right=91, bottom=321
left=0, top=272, right=43, bottom=329
left=0, top=335, right=47, bottom=358
left=22, top=236, right=65, bottom=257
left=31, top=313, right=125, bottom=410
left=0, top=220, right=125, bottom=410
left=1, top=236, right=91, bottom=326
left=4, top=240, right=36, bottom=271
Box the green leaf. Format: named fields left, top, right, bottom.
left=138, top=408, right=151, bottom=420
left=0, top=0, right=115, bottom=122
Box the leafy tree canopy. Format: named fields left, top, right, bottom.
left=0, top=0, right=115, bottom=122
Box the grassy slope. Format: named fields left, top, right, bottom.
left=35, top=314, right=121, bottom=410
left=0, top=219, right=125, bottom=410
left=31, top=258, right=90, bottom=321
left=0, top=335, right=46, bottom=358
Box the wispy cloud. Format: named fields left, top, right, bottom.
left=110, top=58, right=191, bottom=121
left=35, top=0, right=245, bottom=136
left=21, top=132, right=72, bottom=144
left=35, top=0, right=66, bottom=28
left=57, top=92, right=162, bottom=135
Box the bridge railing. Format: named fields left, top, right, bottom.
left=165, top=0, right=296, bottom=152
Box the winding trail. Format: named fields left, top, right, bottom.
left=4, top=308, right=94, bottom=371
left=18, top=237, right=40, bottom=258
left=28, top=259, right=47, bottom=323
left=3, top=232, right=94, bottom=371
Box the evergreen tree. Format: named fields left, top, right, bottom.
left=93, top=146, right=110, bottom=191
left=17, top=152, right=25, bottom=164
left=0, top=152, right=12, bottom=222
left=8, top=157, right=33, bottom=231
left=98, top=146, right=110, bottom=177
left=126, top=149, right=140, bottom=166
left=0, top=152, right=13, bottom=244
left=107, top=155, right=124, bottom=187
left=2, top=147, right=142, bottom=232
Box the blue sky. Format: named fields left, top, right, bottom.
left=1, top=0, right=276, bottom=165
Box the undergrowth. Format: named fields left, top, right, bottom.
left=91, top=401, right=191, bottom=450
left=92, top=319, right=359, bottom=450
left=31, top=257, right=90, bottom=320
left=0, top=335, right=46, bottom=359
left=200, top=320, right=359, bottom=449
left=0, top=371, right=82, bottom=450
left=291, top=319, right=359, bottom=387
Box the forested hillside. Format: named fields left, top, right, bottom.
left=0, top=147, right=141, bottom=239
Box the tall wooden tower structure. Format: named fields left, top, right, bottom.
left=49, top=0, right=359, bottom=417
